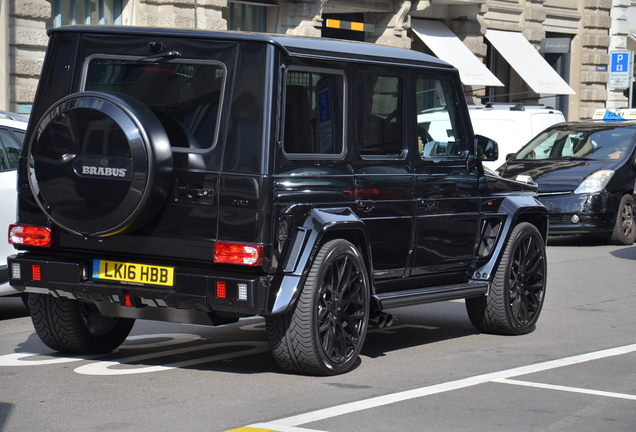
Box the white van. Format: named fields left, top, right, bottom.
left=469, top=104, right=565, bottom=169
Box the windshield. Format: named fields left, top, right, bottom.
left=514, top=126, right=636, bottom=161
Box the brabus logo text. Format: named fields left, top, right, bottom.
left=81, top=166, right=128, bottom=177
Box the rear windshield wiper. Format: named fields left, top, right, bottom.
left=99, top=51, right=183, bottom=66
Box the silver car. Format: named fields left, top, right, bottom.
left=0, top=111, right=27, bottom=297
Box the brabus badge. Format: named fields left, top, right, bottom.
left=73, top=155, right=133, bottom=180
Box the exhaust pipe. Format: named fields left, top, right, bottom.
left=369, top=312, right=394, bottom=328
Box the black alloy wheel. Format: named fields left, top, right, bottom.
left=466, top=222, right=546, bottom=335
left=266, top=239, right=370, bottom=375
left=28, top=294, right=135, bottom=354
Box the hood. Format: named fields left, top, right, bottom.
left=498, top=159, right=616, bottom=193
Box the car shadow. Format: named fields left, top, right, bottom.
left=610, top=246, right=636, bottom=260
left=362, top=301, right=477, bottom=359
left=9, top=301, right=479, bottom=375
left=0, top=403, right=15, bottom=432
left=0, top=297, right=29, bottom=321
left=547, top=235, right=611, bottom=247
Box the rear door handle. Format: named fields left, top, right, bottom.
left=357, top=200, right=375, bottom=213
left=419, top=198, right=438, bottom=211
left=178, top=187, right=214, bottom=199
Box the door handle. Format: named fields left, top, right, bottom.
left=178, top=187, right=214, bottom=199
left=357, top=200, right=375, bottom=213
left=419, top=198, right=438, bottom=211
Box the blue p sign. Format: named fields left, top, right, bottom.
left=611, top=52, right=630, bottom=73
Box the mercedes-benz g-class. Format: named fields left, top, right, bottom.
left=8, top=26, right=548, bottom=375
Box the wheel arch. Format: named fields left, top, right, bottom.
left=474, top=195, right=548, bottom=284
left=266, top=207, right=373, bottom=315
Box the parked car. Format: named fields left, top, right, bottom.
left=8, top=26, right=548, bottom=375
left=0, top=111, right=27, bottom=298
left=469, top=103, right=565, bottom=170
left=497, top=115, right=636, bottom=244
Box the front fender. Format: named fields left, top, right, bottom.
left=266, top=207, right=371, bottom=315
left=473, top=194, right=548, bottom=284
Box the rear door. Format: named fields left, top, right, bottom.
left=411, top=73, right=480, bottom=283
left=54, top=34, right=238, bottom=261
left=353, top=66, right=414, bottom=281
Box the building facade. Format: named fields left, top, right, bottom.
left=0, top=0, right=615, bottom=120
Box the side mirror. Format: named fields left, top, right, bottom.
left=474, top=134, right=498, bottom=161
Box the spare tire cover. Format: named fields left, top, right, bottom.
left=28, top=91, right=173, bottom=237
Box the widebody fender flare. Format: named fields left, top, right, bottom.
left=266, top=207, right=372, bottom=315
left=473, top=194, right=548, bottom=285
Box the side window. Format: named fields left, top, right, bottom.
left=357, top=74, right=403, bottom=156
left=416, top=78, right=465, bottom=158
left=283, top=69, right=344, bottom=157
left=0, top=128, right=22, bottom=170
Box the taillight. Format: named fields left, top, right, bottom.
left=213, top=242, right=263, bottom=266
left=8, top=224, right=52, bottom=247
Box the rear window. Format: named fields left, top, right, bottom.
left=82, top=56, right=226, bottom=152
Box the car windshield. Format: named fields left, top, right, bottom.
left=514, top=126, right=636, bottom=161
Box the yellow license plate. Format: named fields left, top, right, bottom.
left=92, top=260, right=174, bottom=287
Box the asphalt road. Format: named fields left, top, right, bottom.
left=1, top=236, right=635, bottom=432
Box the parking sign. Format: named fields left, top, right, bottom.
left=609, top=51, right=633, bottom=89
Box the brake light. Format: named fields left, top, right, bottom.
left=32, top=265, right=41, bottom=281
left=214, top=242, right=263, bottom=266
left=9, top=225, right=52, bottom=247
left=216, top=281, right=227, bottom=298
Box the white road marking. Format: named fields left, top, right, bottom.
left=494, top=378, right=636, bottom=401
left=0, top=334, right=268, bottom=375
left=255, top=343, right=636, bottom=428
left=74, top=341, right=269, bottom=375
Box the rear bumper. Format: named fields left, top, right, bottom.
left=7, top=253, right=271, bottom=324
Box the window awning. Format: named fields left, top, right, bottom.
left=485, top=29, right=576, bottom=95
left=411, top=20, right=503, bottom=87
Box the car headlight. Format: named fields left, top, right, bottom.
left=574, top=170, right=615, bottom=194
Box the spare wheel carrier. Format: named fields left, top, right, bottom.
left=28, top=91, right=173, bottom=237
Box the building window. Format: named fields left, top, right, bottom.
left=223, top=3, right=266, bottom=32
left=46, top=0, right=122, bottom=28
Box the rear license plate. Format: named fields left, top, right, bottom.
left=92, top=260, right=174, bottom=287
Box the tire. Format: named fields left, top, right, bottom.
left=609, top=194, right=636, bottom=245
left=28, top=91, right=173, bottom=237
left=28, top=294, right=135, bottom=354
left=266, top=239, right=370, bottom=375
left=466, top=222, right=546, bottom=335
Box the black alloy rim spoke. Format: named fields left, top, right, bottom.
left=318, top=254, right=366, bottom=365
left=509, top=236, right=545, bottom=326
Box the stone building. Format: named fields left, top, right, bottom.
left=0, top=0, right=614, bottom=120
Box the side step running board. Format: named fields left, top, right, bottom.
left=372, top=282, right=489, bottom=310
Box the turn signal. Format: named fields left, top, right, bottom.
left=214, top=242, right=263, bottom=266
left=9, top=224, right=52, bottom=247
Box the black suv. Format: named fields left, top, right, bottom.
left=8, top=26, right=548, bottom=375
